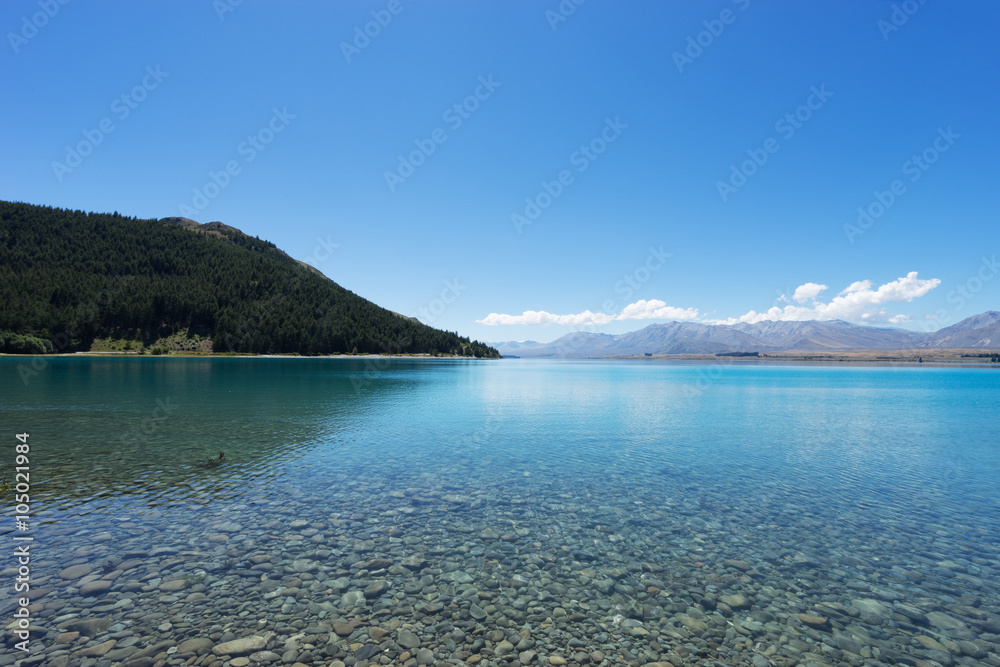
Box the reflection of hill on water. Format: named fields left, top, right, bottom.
left=4, top=356, right=445, bottom=522
left=26, top=417, right=331, bottom=522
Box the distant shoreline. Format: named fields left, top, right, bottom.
left=2, top=349, right=996, bottom=367
left=0, top=352, right=491, bottom=360
left=602, top=348, right=1000, bottom=366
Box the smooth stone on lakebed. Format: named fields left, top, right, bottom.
left=212, top=635, right=267, bottom=656
left=340, top=590, right=365, bottom=607
left=852, top=599, right=888, bottom=617
left=720, top=594, right=751, bottom=610
left=159, top=580, right=187, bottom=592
left=397, top=630, right=420, bottom=649
left=119, top=658, right=155, bottom=667
left=926, top=611, right=968, bottom=631
left=60, top=564, right=93, bottom=579
left=495, top=640, right=515, bottom=656
left=250, top=650, right=281, bottom=662
left=355, top=645, right=381, bottom=661
left=333, top=622, right=355, bottom=637
left=400, top=555, right=426, bottom=569
left=292, top=559, right=317, bottom=573
left=416, top=648, right=434, bottom=665
left=79, top=580, right=112, bottom=596
left=958, top=640, right=988, bottom=659
left=364, top=580, right=389, bottom=597
left=79, top=639, right=117, bottom=657
left=797, top=613, right=829, bottom=628
left=177, top=637, right=213, bottom=653
left=679, top=615, right=708, bottom=632
left=63, top=617, right=113, bottom=636
left=915, top=635, right=949, bottom=652
left=724, top=559, right=752, bottom=571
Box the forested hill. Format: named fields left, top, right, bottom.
left=0, top=201, right=499, bottom=357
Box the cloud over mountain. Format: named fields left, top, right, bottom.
left=708, top=272, right=940, bottom=326
left=477, top=300, right=698, bottom=326
left=478, top=272, right=939, bottom=328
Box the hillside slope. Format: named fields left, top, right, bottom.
left=0, top=201, right=498, bottom=357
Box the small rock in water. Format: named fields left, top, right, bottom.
left=212, top=636, right=267, bottom=656
left=355, top=645, right=380, bottom=661
left=720, top=593, right=751, bottom=610
left=80, top=580, right=112, bottom=596
left=333, top=622, right=354, bottom=637
left=926, top=611, right=968, bottom=631
left=60, top=564, right=93, bottom=579
left=364, top=580, right=389, bottom=597
left=495, top=640, right=515, bottom=656
left=797, top=613, right=829, bottom=628
left=397, top=630, right=420, bottom=649
left=340, top=590, right=366, bottom=607
left=177, top=638, right=213, bottom=653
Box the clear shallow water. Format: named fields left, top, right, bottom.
left=2, top=357, right=999, bottom=666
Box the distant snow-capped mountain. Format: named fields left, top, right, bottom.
left=487, top=312, right=1000, bottom=358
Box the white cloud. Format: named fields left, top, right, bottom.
left=792, top=282, right=827, bottom=302
left=710, top=272, right=940, bottom=325
left=476, top=309, right=615, bottom=326
left=477, top=300, right=698, bottom=326
left=617, top=299, right=699, bottom=321
left=478, top=272, right=940, bottom=328
left=840, top=280, right=872, bottom=295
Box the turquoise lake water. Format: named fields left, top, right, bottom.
left=2, top=357, right=999, bottom=666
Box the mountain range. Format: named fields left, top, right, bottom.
left=489, top=313, right=1000, bottom=358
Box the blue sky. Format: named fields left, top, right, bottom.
left=2, top=1, right=998, bottom=344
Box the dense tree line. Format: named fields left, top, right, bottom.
left=0, top=201, right=499, bottom=357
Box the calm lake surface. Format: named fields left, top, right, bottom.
left=2, top=357, right=999, bottom=667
